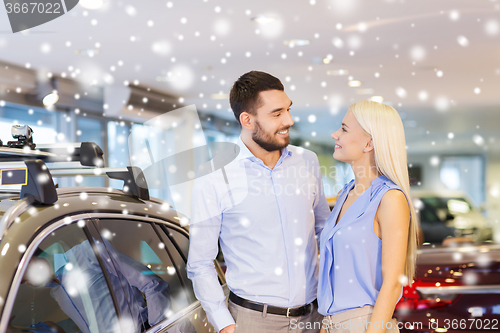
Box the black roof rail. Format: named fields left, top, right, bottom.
left=107, top=166, right=149, bottom=201
left=0, top=142, right=104, bottom=167
left=19, top=160, right=58, bottom=205
left=0, top=139, right=150, bottom=202
left=33, top=142, right=104, bottom=167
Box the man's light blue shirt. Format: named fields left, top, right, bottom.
left=187, top=138, right=330, bottom=332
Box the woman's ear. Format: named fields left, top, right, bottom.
left=240, top=112, right=253, bottom=131
left=363, top=138, right=374, bottom=153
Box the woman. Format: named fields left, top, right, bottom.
left=318, top=100, right=418, bottom=333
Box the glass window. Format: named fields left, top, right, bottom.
left=92, top=219, right=192, bottom=330
left=0, top=102, right=58, bottom=144
left=76, top=117, right=105, bottom=187
left=159, top=225, right=189, bottom=261
left=10, top=223, right=119, bottom=333
left=108, top=121, right=131, bottom=190
left=440, top=156, right=484, bottom=206
left=156, top=225, right=195, bottom=302
left=128, top=123, right=174, bottom=205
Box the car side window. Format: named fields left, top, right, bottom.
left=157, top=225, right=196, bottom=302
left=10, top=223, right=120, bottom=333
left=92, top=219, right=192, bottom=330
left=160, top=226, right=189, bottom=261
left=159, top=224, right=226, bottom=287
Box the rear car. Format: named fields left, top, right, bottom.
left=395, top=243, right=500, bottom=333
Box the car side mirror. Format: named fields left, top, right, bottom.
left=445, top=212, right=455, bottom=221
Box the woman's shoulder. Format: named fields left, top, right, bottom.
left=376, top=176, right=410, bottom=217
left=369, top=175, right=407, bottom=205
left=378, top=189, right=410, bottom=225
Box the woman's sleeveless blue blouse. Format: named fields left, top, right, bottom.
left=318, top=175, right=409, bottom=316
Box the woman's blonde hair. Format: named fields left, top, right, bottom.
left=350, top=100, right=418, bottom=285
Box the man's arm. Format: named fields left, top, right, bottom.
left=186, top=175, right=235, bottom=332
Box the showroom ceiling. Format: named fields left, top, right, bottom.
left=0, top=0, right=499, bottom=151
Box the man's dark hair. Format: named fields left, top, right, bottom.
left=229, top=71, right=284, bottom=125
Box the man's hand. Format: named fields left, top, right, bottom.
left=220, top=324, right=236, bottom=333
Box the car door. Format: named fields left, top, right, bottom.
left=6, top=220, right=122, bottom=333
left=89, top=215, right=217, bottom=333
left=154, top=223, right=229, bottom=333
left=417, top=203, right=456, bottom=243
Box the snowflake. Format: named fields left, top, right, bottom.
left=410, top=45, right=426, bottom=61
left=457, top=36, right=469, bottom=47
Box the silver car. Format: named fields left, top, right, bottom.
left=411, top=190, right=493, bottom=244
left=0, top=143, right=226, bottom=333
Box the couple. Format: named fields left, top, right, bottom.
left=187, top=71, right=418, bottom=333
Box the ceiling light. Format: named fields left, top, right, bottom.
left=156, top=76, right=176, bottom=82
left=211, top=93, right=228, bottom=100
left=356, top=89, right=374, bottom=95
left=43, top=91, right=59, bottom=106
left=348, top=80, right=362, bottom=87
left=39, top=77, right=59, bottom=106
left=322, top=54, right=334, bottom=64
left=327, top=69, right=349, bottom=76
left=284, top=39, right=310, bottom=47
left=74, top=49, right=100, bottom=57
left=251, top=15, right=277, bottom=24
left=370, top=96, right=384, bottom=103
left=79, top=0, right=104, bottom=10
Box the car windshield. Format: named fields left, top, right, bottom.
left=0, top=195, right=19, bottom=224
left=420, top=197, right=472, bottom=214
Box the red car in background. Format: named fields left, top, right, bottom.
left=395, top=243, right=500, bottom=332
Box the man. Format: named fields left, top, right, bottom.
left=187, top=71, right=330, bottom=333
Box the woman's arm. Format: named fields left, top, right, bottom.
left=367, top=189, right=409, bottom=333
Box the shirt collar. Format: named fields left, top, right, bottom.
left=234, top=137, right=256, bottom=161
left=369, top=174, right=391, bottom=197
left=371, top=174, right=388, bottom=187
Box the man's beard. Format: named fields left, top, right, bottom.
left=252, top=120, right=290, bottom=152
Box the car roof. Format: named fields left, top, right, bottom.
left=0, top=140, right=187, bottom=239
left=0, top=187, right=186, bottom=242
left=410, top=189, right=470, bottom=198
left=416, top=243, right=500, bottom=265
left=410, top=189, right=477, bottom=206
